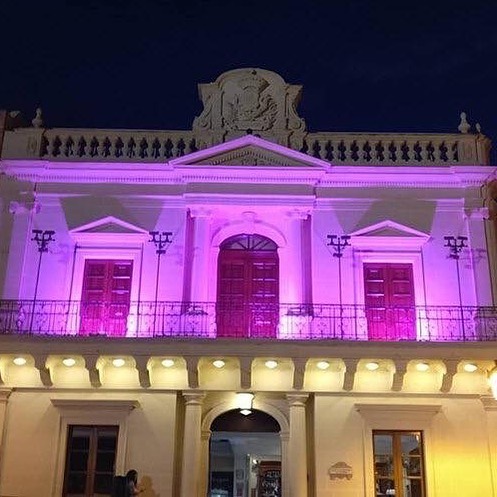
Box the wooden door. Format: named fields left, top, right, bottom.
left=217, top=235, right=279, bottom=338
left=363, top=263, right=415, bottom=340
left=80, top=260, right=133, bottom=336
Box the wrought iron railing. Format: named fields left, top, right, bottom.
left=1, top=300, right=497, bottom=341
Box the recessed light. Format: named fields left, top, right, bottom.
left=464, top=363, right=478, bottom=373
left=13, top=357, right=26, bottom=366
left=240, top=409, right=252, bottom=416
left=265, top=360, right=278, bottom=369
left=161, top=359, right=175, bottom=368
left=317, top=361, right=330, bottom=370
left=416, top=362, right=430, bottom=372
left=62, top=358, right=76, bottom=367
left=112, top=358, right=125, bottom=368
left=365, top=362, right=380, bottom=371
left=212, top=360, right=225, bottom=369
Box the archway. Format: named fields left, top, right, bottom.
left=217, top=234, right=279, bottom=338
left=209, top=409, right=281, bottom=497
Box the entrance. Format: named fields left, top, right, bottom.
left=217, top=234, right=279, bottom=338
left=209, top=409, right=281, bottom=497
left=363, top=263, right=416, bottom=340
left=80, top=259, right=133, bottom=336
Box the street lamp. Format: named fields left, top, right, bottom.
left=327, top=234, right=350, bottom=338
left=444, top=235, right=468, bottom=338
left=149, top=231, right=173, bottom=333
left=31, top=229, right=56, bottom=330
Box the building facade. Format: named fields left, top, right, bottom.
left=0, top=68, right=496, bottom=497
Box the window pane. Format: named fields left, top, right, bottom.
left=401, top=434, right=421, bottom=455
left=93, top=473, right=114, bottom=494
left=65, top=472, right=87, bottom=493
left=409, top=478, right=423, bottom=497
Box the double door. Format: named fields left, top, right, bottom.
left=217, top=249, right=279, bottom=338
left=364, top=263, right=415, bottom=340
left=80, top=259, right=133, bottom=336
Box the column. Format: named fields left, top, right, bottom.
left=180, top=392, right=205, bottom=497
left=198, top=429, right=211, bottom=497
left=189, top=208, right=212, bottom=302
left=0, top=389, right=12, bottom=467
left=287, top=393, right=309, bottom=497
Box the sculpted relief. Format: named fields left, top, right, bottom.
left=193, top=68, right=306, bottom=147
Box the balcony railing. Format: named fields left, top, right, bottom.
left=1, top=300, right=497, bottom=341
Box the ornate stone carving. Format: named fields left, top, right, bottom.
left=194, top=146, right=307, bottom=166
left=193, top=68, right=306, bottom=146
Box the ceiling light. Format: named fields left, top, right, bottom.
left=365, top=362, right=380, bottom=371
left=265, top=360, right=278, bottom=369
left=13, top=357, right=26, bottom=366
left=464, top=363, right=478, bottom=373
left=112, top=358, right=125, bottom=368
left=317, top=361, right=330, bottom=370
left=416, top=362, right=430, bottom=372
left=212, top=359, right=225, bottom=369
left=161, top=359, right=175, bottom=368
left=62, top=358, right=76, bottom=367
left=240, top=409, right=252, bottom=416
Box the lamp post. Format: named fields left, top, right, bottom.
left=444, top=235, right=468, bottom=338
left=149, top=230, right=173, bottom=333
left=31, top=229, right=56, bottom=330
left=327, top=234, right=350, bottom=337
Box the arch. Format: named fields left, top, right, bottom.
left=211, top=220, right=287, bottom=249
left=202, top=399, right=289, bottom=434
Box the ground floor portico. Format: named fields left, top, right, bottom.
left=1, top=338, right=497, bottom=497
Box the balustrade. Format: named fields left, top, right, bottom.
left=0, top=299, right=496, bottom=341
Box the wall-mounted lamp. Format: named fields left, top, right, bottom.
left=236, top=392, right=254, bottom=416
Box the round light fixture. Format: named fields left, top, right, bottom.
left=161, top=359, right=175, bottom=368
left=212, top=359, right=225, bottom=369
left=62, top=357, right=76, bottom=367
left=416, top=362, right=430, bottom=372
left=265, top=360, right=278, bottom=369
left=464, top=363, right=478, bottom=373
left=316, top=360, right=330, bottom=370
left=13, top=357, right=26, bottom=366
left=112, top=358, right=125, bottom=368
left=365, top=362, right=380, bottom=371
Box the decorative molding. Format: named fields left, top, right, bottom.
left=355, top=403, right=442, bottom=421
left=51, top=399, right=139, bottom=411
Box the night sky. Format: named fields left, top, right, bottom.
left=2, top=0, right=497, bottom=146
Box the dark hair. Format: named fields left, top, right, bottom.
left=126, top=469, right=138, bottom=484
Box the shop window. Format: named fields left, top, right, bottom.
left=373, top=430, right=425, bottom=497
left=63, top=425, right=118, bottom=497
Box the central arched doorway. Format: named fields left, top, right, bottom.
left=209, top=409, right=281, bottom=497
left=217, top=234, right=279, bottom=338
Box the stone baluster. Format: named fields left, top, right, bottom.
left=287, top=394, right=309, bottom=497
left=180, top=392, right=205, bottom=497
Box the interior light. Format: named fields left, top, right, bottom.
left=13, top=357, right=26, bottom=366
left=161, top=359, right=175, bottom=368
left=464, top=363, right=478, bottom=373
left=240, top=409, right=252, bottom=416
left=62, top=357, right=76, bottom=367
left=365, top=361, right=380, bottom=371
left=212, top=359, right=225, bottom=369
left=416, top=362, right=430, bottom=372
left=112, top=358, right=125, bottom=368
left=236, top=392, right=254, bottom=415
left=265, top=360, right=278, bottom=369
left=317, top=360, right=330, bottom=370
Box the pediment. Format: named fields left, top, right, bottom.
left=349, top=220, right=430, bottom=249
left=69, top=216, right=149, bottom=244
left=169, top=135, right=330, bottom=168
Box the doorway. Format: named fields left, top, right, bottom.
left=217, top=234, right=279, bottom=338
left=209, top=409, right=281, bottom=497
left=363, top=263, right=416, bottom=340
